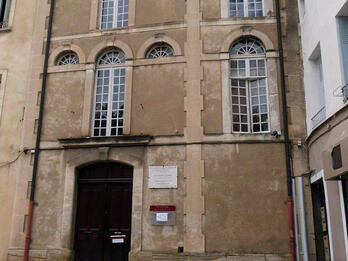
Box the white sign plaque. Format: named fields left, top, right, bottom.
left=112, top=238, right=124, bottom=244
left=156, top=213, right=169, bottom=222
left=148, top=166, right=177, bottom=188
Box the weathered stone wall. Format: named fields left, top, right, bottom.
left=4, top=0, right=310, bottom=261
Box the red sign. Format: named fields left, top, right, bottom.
left=149, top=205, right=176, bottom=211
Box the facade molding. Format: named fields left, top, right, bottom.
left=87, top=40, right=134, bottom=63
left=220, top=28, right=275, bottom=53
left=48, top=44, right=86, bottom=66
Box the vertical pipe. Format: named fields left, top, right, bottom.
left=275, top=0, right=297, bottom=260
left=298, top=177, right=309, bottom=261
left=23, top=0, right=55, bottom=260
left=293, top=179, right=300, bottom=261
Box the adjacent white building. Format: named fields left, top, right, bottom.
left=297, top=0, right=348, bottom=260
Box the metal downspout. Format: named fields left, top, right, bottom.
left=297, top=177, right=309, bottom=261
left=275, top=1, right=297, bottom=260
left=23, top=0, right=55, bottom=260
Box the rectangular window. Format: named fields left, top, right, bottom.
left=310, top=54, right=326, bottom=128
left=93, top=68, right=125, bottom=136
left=229, top=0, right=263, bottom=18
left=100, top=0, right=129, bottom=29
left=338, top=16, right=348, bottom=103
left=0, top=0, right=11, bottom=29
left=230, top=58, right=269, bottom=133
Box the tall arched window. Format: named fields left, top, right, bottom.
left=229, top=37, right=269, bottom=133
left=93, top=50, right=126, bottom=137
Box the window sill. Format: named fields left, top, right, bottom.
left=0, top=26, right=11, bottom=32
left=58, top=135, right=152, bottom=148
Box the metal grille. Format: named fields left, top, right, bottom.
left=100, top=0, right=129, bottom=29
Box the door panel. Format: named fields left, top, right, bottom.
left=74, top=163, right=133, bottom=261
left=75, top=184, right=106, bottom=261
left=105, top=183, right=132, bottom=261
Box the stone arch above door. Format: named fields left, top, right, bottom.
left=60, top=147, right=144, bottom=254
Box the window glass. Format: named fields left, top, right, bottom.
left=56, top=52, right=79, bottom=66
left=100, top=0, right=129, bottom=29
left=146, top=43, right=174, bottom=59
left=229, top=0, right=263, bottom=18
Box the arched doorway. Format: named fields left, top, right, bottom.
left=74, top=162, right=133, bottom=261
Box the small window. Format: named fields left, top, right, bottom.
left=100, top=0, right=129, bottom=29
left=229, top=37, right=269, bottom=133
left=331, top=145, right=343, bottom=170
left=93, top=50, right=126, bottom=137
left=56, top=52, right=79, bottom=66
left=229, top=0, right=263, bottom=18
left=0, top=0, right=11, bottom=28
left=146, top=43, right=174, bottom=59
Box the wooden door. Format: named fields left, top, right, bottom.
left=74, top=163, right=133, bottom=261
left=311, top=182, right=331, bottom=261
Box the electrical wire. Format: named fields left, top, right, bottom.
left=0, top=150, right=25, bottom=167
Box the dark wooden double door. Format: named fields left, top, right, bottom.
left=74, top=163, right=133, bottom=261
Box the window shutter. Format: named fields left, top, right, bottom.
left=338, top=17, right=348, bottom=84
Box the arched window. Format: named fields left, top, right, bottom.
left=229, top=37, right=269, bottom=133
left=56, top=52, right=79, bottom=65
left=229, top=0, right=263, bottom=18
left=146, top=43, right=174, bottom=59
left=93, top=50, right=126, bottom=137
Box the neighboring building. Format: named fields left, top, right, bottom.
left=297, top=0, right=348, bottom=260
left=0, top=1, right=38, bottom=260
left=3, top=0, right=309, bottom=261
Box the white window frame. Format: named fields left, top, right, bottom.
left=99, top=0, right=129, bottom=30
left=230, top=53, right=270, bottom=134
left=229, top=0, right=264, bottom=18
left=92, top=61, right=126, bottom=137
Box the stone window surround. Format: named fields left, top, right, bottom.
left=0, top=69, right=7, bottom=125
left=220, top=0, right=274, bottom=18
left=89, top=0, right=136, bottom=30
left=220, top=28, right=281, bottom=136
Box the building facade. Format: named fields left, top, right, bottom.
left=0, top=1, right=38, bottom=260
left=297, top=0, right=348, bottom=260
left=2, top=0, right=311, bottom=261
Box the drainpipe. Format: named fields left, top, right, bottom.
left=275, top=1, right=297, bottom=261
left=23, top=0, right=55, bottom=260
left=297, top=177, right=309, bottom=261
